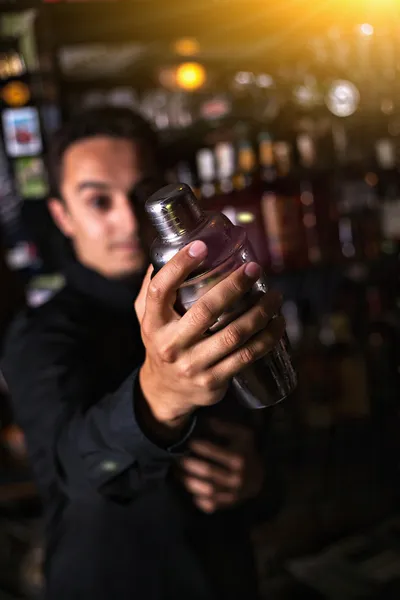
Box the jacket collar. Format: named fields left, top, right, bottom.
left=64, top=260, right=145, bottom=314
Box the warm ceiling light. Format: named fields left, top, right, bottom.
left=359, top=23, right=374, bottom=36
left=326, top=80, right=360, bottom=117
left=173, top=38, right=200, bottom=57
left=176, top=62, right=206, bottom=91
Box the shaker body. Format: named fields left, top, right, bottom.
left=174, top=231, right=297, bottom=408
left=149, top=209, right=297, bottom=408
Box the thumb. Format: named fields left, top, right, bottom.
left=134, top=264, right=154, bottom=324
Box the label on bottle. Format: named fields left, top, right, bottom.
left=259, top=133, right=274, bottom=167
left=261, top=192, right=303, bottom=268
left=376, top=138, right=395, bottom=170
left=297, top=133, right=316, bottom=168
left=196, top=148, right=215, bottom=183
left=196, top=148, right=216, bottom=198
left=215, top=142, right=235, bottom=192
left=273, top=142, right=291, bottom=176
left=215, top=142, right=235, bottom=178
left=238, top=141, right=256, bottom=173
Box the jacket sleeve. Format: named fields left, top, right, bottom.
left=1, top=313, right=194, bottom=502
left=236, top=409, right=284, bottom=527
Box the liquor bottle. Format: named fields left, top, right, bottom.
left=258, top=131, right=276, bottom=184
left=296, top=132, right=323, bottom=266
left=214, top=138, right=269, bottom=267
left=333, top=124, right=380, bottom=263
left=376, top=137, right=400, bottom=251
left=196, top=147, right=217, bottom=201
left=215, top=141, right=235, bottom=196
left=213, top=140, right=237, bottom=219
left=260, top=137, right=309, bottom=272
left=236, top=137, right=257, bottom=190
left=145, top=183, right=297, bottom=408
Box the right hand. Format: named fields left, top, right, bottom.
left=135, top=240, right=284, bottom=427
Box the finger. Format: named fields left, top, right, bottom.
left=209, top=315, right=286, bottom=385
left=134, top=264, right=153, bottom=324
left=194, top=491, right=238, bottom=513
left=176, top=262, right=262, bottom=348
left=189, top=440, right=244, bottom=472
left=182, top=475, right=215, bottom=497
left=188, top=290, right=282, bottom=371
left=193, top=496, right=216, bottom=513
left=181, top=457, right=242, bottom=490
left=144, top=240, right=208, bottom=328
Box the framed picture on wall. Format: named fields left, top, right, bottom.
left=2, top=107, right=43, bottom=157
left=14, top=157, right=49, bottom=199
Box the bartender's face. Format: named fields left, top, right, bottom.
left=49, top=136, right=157, bottom=279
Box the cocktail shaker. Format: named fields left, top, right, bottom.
left=145, top=183, right=297, bottom=409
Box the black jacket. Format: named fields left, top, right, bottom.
left=2, top=261, right=281, bottom=600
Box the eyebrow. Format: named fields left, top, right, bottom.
left=76, top=181, right=112, bottom=193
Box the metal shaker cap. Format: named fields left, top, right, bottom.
left=145, top=183, right=205, bottom=241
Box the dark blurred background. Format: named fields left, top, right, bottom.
left=1, top=0, right=400, bottom=598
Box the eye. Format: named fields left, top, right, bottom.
left=90, top=195, right=112, bottom=211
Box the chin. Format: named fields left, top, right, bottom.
left=113, top=256, right=148, bottom=279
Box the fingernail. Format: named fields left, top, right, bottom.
left=244, top=262, right=261, bottom=278
left=188, top=240, right=207, bottom=258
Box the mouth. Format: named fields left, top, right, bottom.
left=113, top=241, right=142, bottom=253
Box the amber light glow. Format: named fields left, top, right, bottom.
left=173, top=38, right=201, bottom=57
left=176, top=62, right=206, bottom=91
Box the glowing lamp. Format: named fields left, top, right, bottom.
left=176, top=62, right=206, bottom=91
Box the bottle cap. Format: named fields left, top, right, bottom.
left=145, top=183, right=205, bottom=241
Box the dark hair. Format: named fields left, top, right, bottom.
left=48, top=106, right=160, bottom=198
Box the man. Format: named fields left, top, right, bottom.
left=2, top=107, right=285, bottom=600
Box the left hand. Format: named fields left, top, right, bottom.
left=179, top=419, right=265, bottom=514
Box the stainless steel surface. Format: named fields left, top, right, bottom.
left=145, top=183, right=206, bottom=241
left=145, top=183, right=297, bottom=408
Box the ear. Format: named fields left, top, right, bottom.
left=48, top=198, right=75, bottom=238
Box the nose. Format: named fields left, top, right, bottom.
left=112, top=194, right=140, bottom=237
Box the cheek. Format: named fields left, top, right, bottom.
left=76, top=212, right=110, bottom=248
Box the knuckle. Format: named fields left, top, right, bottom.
left=159, top=342, right=177, bottom=363
left=190, top=301, right=214, bottom=328
left=223, top=323, right=243, bottom=348
left=197, top=371, right=218, bottom=392
left=147, top=280, right=163, bottom=302
left=178, top=357, right=195, bottom=378
left=238, top=344, right=255, bottom=365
